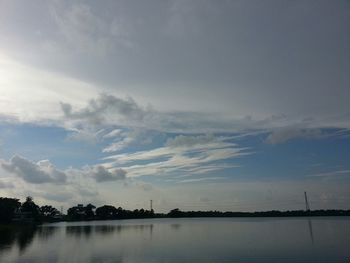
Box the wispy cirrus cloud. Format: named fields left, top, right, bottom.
left=308, top=170, right=350, bottom=178
left=177, top=177, right=224, bottom=184
left=102, top=134, right=247, bottom=178
left=102, top=129, right=150, bottom=153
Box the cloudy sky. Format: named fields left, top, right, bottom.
left=0, top=0, right=350, bottom=212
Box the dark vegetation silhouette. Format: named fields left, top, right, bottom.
left=0, top=196, right=62, bottom=224
left=0, top=197, right=20, bottom=223
left=166, top=208, right=350, bottom=217
left=20, top=196, right=40, bottom=222
left=1, top=196, right=350, bottom=225
left=40, top=205, right=60, bottom=221
left=67, top=204, right=155, bottom=221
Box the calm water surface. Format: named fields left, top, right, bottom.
left=0, top=217, right=349, bottom=263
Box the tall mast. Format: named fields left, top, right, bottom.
left=304, top=191, right=310, bottom=211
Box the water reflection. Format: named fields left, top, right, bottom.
left=0, top=218, right=349, bottom=263
left=66, top=223, right=154, bottom=239
left=66, top=225, right=93, bottom=238
left=307, top=219, right=314, bottom=244
left=0, top=225, right=58, bottom=254
left=16, top=226, right=36, bottom=254
left=170, top=223, right=181, bottom=230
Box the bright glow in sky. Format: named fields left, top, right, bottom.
left=1, top=0, right=350, bottom=212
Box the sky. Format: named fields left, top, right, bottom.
left=0, top=0, right=350, bottom=212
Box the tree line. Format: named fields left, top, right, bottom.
left=0, top=196, right=61, bottom=223
left=67, top=204, right=155, bottom=221
left=0, top=196, right=157, bottom=223
left=166, top=208, right=350, bottom=217
left=1, top=196, right=350, bottom=224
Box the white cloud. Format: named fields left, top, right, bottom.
left=185, top=164, right=237, bottom=175
left=49, top=2, right=132, bottom=55
left=65, top=128, right=105, bottom=144
left=105, top=134, right=240, bottom=163
left=103, top=134, right=246, bottom=178
left=177, top=177, right=224, bottom=184
left=0, top=53, right=98, bottom=124
left=0, top=161, right=107, bottom=208
left=103, top=129, right=123, bottom=139
left=103, top=137, right=134, bottom=153
left=1, top=155, right=67, bottom=184
left=103, top=141, right=128, bottom=153
left=102, top=129, right=143, bottom=153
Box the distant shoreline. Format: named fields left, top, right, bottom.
left=2, top=196, right=349, bottom=225
left=61, top=209, right=350, bottom=223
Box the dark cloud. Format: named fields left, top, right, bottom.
left=1, top=155, right=67, bottom=184
left=90, top=165, right=127, bottom=182
left=42, top=192, right=74, bottom=202
left=76, top=187, right=99, bottom=197
left=0, top=180, right=14, bottom=189
left=165, top=134, right=216, bottom=148
left=60, top=93, right=289, bottom=133
left=2, top=0, right=350, bottom=132
left=265, top=127, right=323, bottom=144
left=61, top=93, right=149, bottom=125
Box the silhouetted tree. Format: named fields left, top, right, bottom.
left=96, top=205, right=117, bottom=219
left=0, top=197, right=21, bottom=223
left=40, top=205, right=60, bottom=221
left=85, top=203, right=96, bottom=218
left=168, top=208, right=183, bottom=218
left=21, top=196, right=40, bottom=222
left=67, top=206, right=84, bottom=221
left=67, top=204, right=96, bottom=221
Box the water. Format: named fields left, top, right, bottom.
left=0, top=217, right=349, bottom=263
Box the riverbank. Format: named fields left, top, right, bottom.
left=63, top=209, right=350, bottom=222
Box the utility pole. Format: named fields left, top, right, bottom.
left=150, top=200, right=153, bottom=211
left=304, top=191, right=310, bottom=212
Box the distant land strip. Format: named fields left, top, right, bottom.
left=1, top=196, right=350, bottom=225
